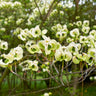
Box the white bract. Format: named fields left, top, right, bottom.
left=55, top=48, right=64, bottom=61
left=72, top=56, right=80, bottom=64
left=88, top=48, right=96, bottom=57
left=18, top=30, right=27, bottom=41
left=0, top=59, right=8, bottom=68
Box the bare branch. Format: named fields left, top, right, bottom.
left=11, top=85, right=62, bottom=96
left=34, top=0, right=43, bottom=19
left=40, top=0, right=60, bottom=28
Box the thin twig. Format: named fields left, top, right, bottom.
left=11, top=85, right=62, bottom=96
left=34, top=0, right=43, bottom=19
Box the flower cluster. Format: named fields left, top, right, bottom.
left=20, top=60, right=38, bottom=71
left=64, top=2, right=73, bottom=8
left=74, top=20, right=90, bottom=34
left=0, top=16, right=14, bottom=26
left=51, top=20, right=91, bottom=43
left=0, top=1, right=22, bottom=10
left=38, top=37, right=60, bottom=55
left=15, top=20, right=96, bottom=67
left=51, top=24, right=68, bottom=41
left=0, top=46, right=23, bottom=68
left=1, top=20, right=96, bottom=70
left=25, top=40, right=41, bottom=54
left=55, top=42, right=80, bottom=62
left=55, top=47, right=72, bottom=62
left=15, top=25, right=47, bottom=41
left=27, top=4, right=49, bottom=24
left=57, top=2, right=73, bottom=9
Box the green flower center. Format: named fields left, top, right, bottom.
left=32, top=65, right=35, bottom=68
left=31, top=48, right=36, bottom=52
left=48, top=44, right=51, bottom=50
left=72, top=47, right=75, bottom=52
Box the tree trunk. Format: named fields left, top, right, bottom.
left=0, top=68, right=9, bottom=88
left=71, top=64, right=78, bottom=96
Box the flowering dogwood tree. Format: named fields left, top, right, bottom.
left=0, top=0, right=96, bottom=96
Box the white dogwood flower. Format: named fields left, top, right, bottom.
left=56, top=31, right=67, bottom=41
left=83, top=20, right=89, bottom=27
left=11, top=46, right=23, bottom=60
left=27, top=44, right=41, bottom=54
left=41, top=29, right=47, bottom=39
left=13, top=1, right=22, bottom=8
left=70, top=28, right=79, bottom=37
left=64, top=51, right=72, bottom=61
left=87, top=35, right=95, bottom=48
left=82, top=53, right=89, bottom=61
left=31, top=25, right=41, bottom=38
left=90, top=30, right=96, bottom=40
left=79, top=36, right=87, bottom=44
left=16, top=18, right=23, bottom=25
left=0, top=41, right=8, bottom=50
left=1, top=53, right=14, bottom=64
left=57, top=24, right=62, bottom=30
left=25, top=40, right=36, bottom=49
left=72, top=56, right=80, bottom=64
left=76, top=21, right=82, bottom=27
left=18, top=31, right=27, bottom=41
left=56, top=32, right=61, bottom=38
left=1, top=46, right=23, bottom=64
left=67, top=42, right=78, bottom=53
left=82, top=26, right=90, bottom=34
left=88, top=48, right=96, bottom=57
left=55, top=48, right=64, bottom=61
left=90, top=30, right=96, bottom=36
